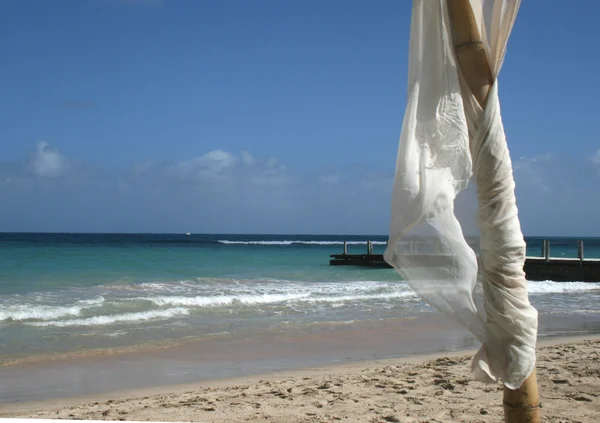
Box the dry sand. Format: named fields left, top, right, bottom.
left=1, top=337, right=598, bottom=422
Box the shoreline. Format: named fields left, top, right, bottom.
left=1, top=334, right=599, bottom=422
left=2, top=334, right=599, bottom=408
left=4, top=309, right=599, bottom=368
left=0, top=315, right=485, bottom=404
left=0, top=316, right=437, bottom=367
left=1, top=313, right=599, bottom=404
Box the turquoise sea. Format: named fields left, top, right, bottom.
left=1, top=233, right=600, bottom=362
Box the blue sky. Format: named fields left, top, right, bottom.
left=1, top=0, right=599, bottom=235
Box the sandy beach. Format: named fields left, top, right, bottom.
left=1, top=336, right=598, bottom=422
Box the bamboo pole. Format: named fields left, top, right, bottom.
left=446, top=1, right=540, bottom=422
left=446, top=0, right=492, bottom=107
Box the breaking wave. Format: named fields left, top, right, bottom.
left=217, top=240, right=387, bottom=246
left=28, top=308, right=190, bottom=328
left=528, top=281, right=600, bottom=294
left=0, top=305, right=83, bottom=322
left=0, top=298, right=104, bottom=322
left=145, top=290, right=415, bottom=308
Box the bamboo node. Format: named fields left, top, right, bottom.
left=454, top=40, right=485, bottom=51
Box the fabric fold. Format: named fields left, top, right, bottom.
left=384, top=0, right=538, bottom=389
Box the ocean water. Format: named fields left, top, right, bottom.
left=1, top=233, right=600, bottom=361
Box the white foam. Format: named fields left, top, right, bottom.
left=0, top=295, right=108, bottom=322
left=121, top=279, right=403, bottom=299
left=299, top=291, right=416, bottom=303
left=137, top=282, right=190, bottom=292
left=217, top=240, right=387, bottom=246
left=27, top=308, right=189, bottom=327
left=143, top=288, right=414, bottom=309
left=299, top=281, right=404, bottom=295
left=147, top=293, right=312, bottom=307
left=528, top=281, right=600, bottom=294
left=0, top=305, right=82, bottom=322
left=77, top=296, right=105, bottom=306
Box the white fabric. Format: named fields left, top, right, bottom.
left=384, top=0, right=538, bottom=389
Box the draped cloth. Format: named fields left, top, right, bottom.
left=383, top=0, right=538, bottom=389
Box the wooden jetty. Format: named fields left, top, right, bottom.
left=329, top=240, right=600, bottom=282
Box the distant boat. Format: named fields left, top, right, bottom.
left=185, top=232, right=191, bottom=236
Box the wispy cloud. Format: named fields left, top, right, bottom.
left=0, top=142, right=395, bottom=233
left=167, top=150, right=237, bottom=181
left=241, top=151, right=254, bottom=166
left=319, top=174, right=339, bottom=186
left=513, top=153, right=553, bottom=193
left=592, top=149, right=600, bottom=166
left=512, top=151, right=600, bottom=235
left=2, top=143, right=599, bottom=235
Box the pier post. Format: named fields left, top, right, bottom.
left=540, top=240, right=546, bottom=259
left=544, top=240, right=550, bottom=263
left=367, top=241, right=373, bottom=255
left=577, top=240, right=584, bottom=265
left=343, top=241, right=348, bottom=255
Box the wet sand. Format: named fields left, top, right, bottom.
left=0, top=315, right=481, bottom=404
left=1, top=336, right=598, bottom=422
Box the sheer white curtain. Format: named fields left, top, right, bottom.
left=384, top=0, right=538, bottom=389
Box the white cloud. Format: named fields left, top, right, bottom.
left=510, top=152, right=600, bottom=235
left=124, top=149, right=294, bottom=192
left=592, top=149, right=600, bottom=165
left=319, top=174, right=339, bottom=186
left=130, top=160, right=155, bottom=177
left=266, top=158, right=280, bottom=169
left=167, top=150, right=236, bottom=180
left=26, top=141, right=68, bottom=178
left=513, top=154, right=552, bottom=193
left=0, top=143, right=528, bottom=234
left=250, top=158, right=291, bottom=187
left=0, top=175, right=33, bottom=191
left=241, top=151, right=254, bottom=166
left=2, top=142, right=600, bottom=235
left=360, top=172, right=393, bottom=192
left=513, top=153, right=551, bottom=170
